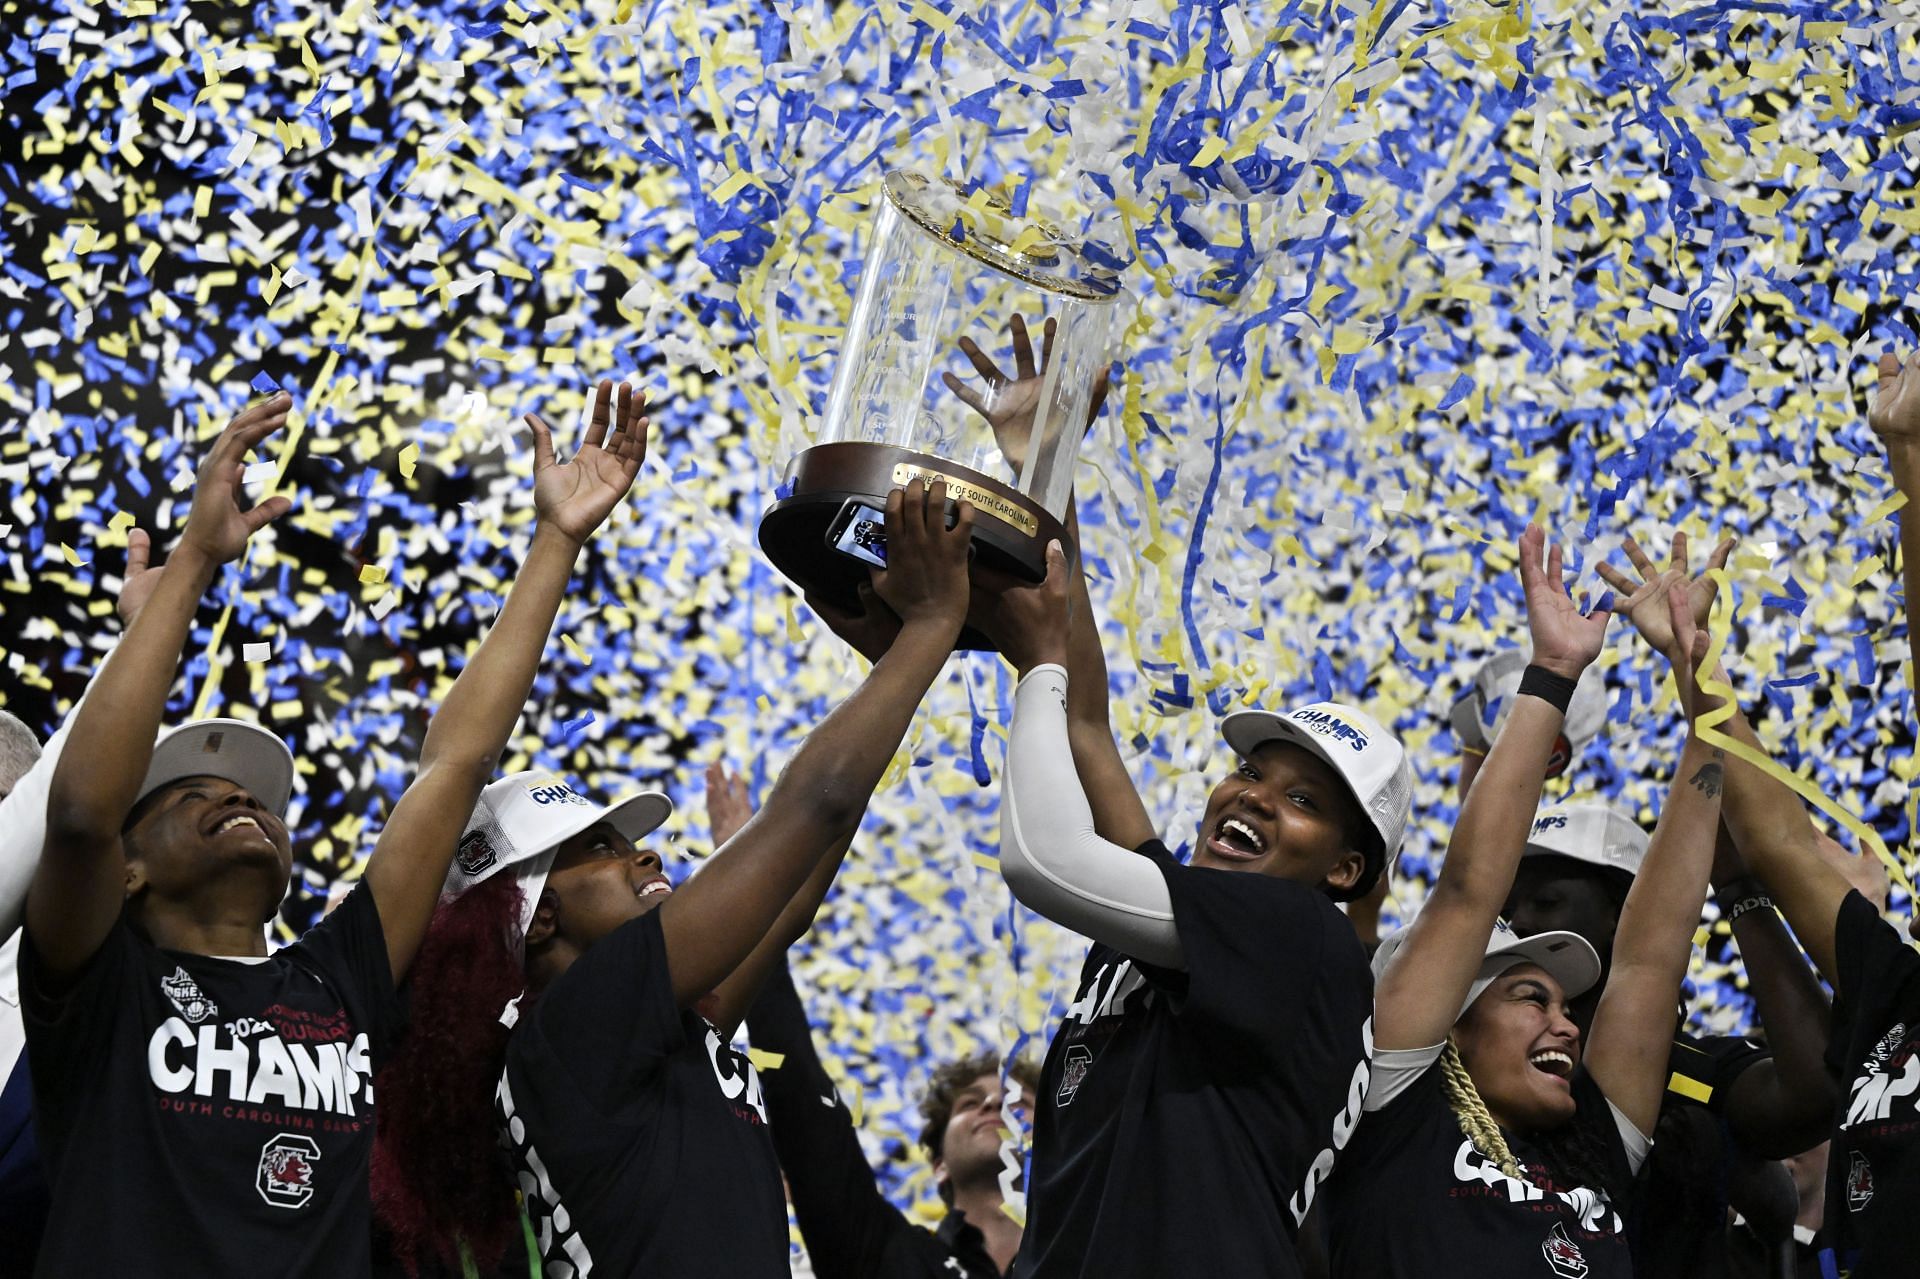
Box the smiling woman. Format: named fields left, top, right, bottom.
left=973, top=538, right=1412, bottom=1279
left=1324, top=527, right=1729, bottom=1279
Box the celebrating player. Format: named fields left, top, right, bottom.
left=22, top=380, right=645, bottom=1276
left=373, top=480, right=979, bottom=1277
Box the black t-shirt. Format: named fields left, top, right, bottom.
left=1019, top=840, right=1373, bottom=1279
left=1631, top=1029, right=1772, bottom=1279
left=1328, top=1055, right=1641, bottom=1278
left=19, top=884, right=399, bottom=1277
left=748, top=958, right=1008, bottom=1279
left=1822, top=890, right=1920, bottom=1278
left=497, top=908, right=788, bottom=1278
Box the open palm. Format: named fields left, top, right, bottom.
left=1518, top=524, right=1612, bottom=677
left=1868, top=350, right=1920, bottom=447
left=942, top=314, right=1109, bottom=471
left=528, top=380, right=648, bottom=544
left=178, top=392, right=295, bottom=565
left=1595, top=531, right=1733, bottom=661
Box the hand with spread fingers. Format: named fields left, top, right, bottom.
left=705, top=761, right=755, bottom=849
left=806, top=582, right=903, bottom=663
left=1594, top=530, right=1734, bottom=667
left=942, top=314, right=1112, bottom=471
left=1868, top=349, right=1920, bottom=452
left=116, top=528, right=168, bottom=628
left=1516, top=523, right=1613, bottom=680
left=177, top=391, right=296, bottom=566
left=868, top=480, right=975, bottom=638
left=527, top=379, right=649, bottom=545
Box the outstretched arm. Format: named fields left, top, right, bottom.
left=1869, top=350, right=1920, bottom=652
left=1587, top=577, right=1726, bottom=1138
left=1373, top=525, right=1611, bottom=1052
left=1711, top=826, right=1837, bottom=1159
left=658, top=480, right=971, bottom=1030
left=30, top=395, right=296, bottom=978
left=362, top=381, right=646, bottom=981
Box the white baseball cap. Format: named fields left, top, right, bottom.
left=446, top=770, right=673, bottom=935
left=1373, top=918, right=1602, bottom=1021
left=1449, top=648, right=1608, bottom=769
left=1220, top=701, right=1414, bottom=882
left=1524, top=802, right=1649, bottom=879
left=139, top=719, right=295, bottom=816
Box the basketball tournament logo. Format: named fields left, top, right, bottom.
left=159, top=966, right=217, bottom=1024
left=456, top=829, right=497, bottom=877
left=1541, top=1223, right=1589, bottom=1278
left=256, top=1133, right=321, bottom=1209
left=1056, top=1044, right=1094, bottom=1106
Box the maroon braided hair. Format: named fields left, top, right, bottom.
left=371, top=874, right=527, bottom=1276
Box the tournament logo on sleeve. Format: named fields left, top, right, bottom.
left=160, top=966, right=218, bottom=1024
left=1541, top=1223, right=1589, bottom=1278
left=256, top=1133, right=322, bottom=1209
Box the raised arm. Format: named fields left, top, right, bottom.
left=983, top=541, right=1184, bottom=966
left=362, top=380, right=645, bottom=981
left=1869, top=350, right=1920, bottom=654
left=1586, top=576, right=1726, bottom=1138
left=29, top=395, right=295, bottom=978
left=1373, top=525, right=1611, bottom=1051
left=657, top=480, right=970, bottom=1025
left=1710, top=827, right=1837, bottom=1158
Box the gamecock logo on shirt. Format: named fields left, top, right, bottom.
left=256, top=1133, right=321, bottom=1209
left=1541, top=1223, right=1589, bottom=1278
left=1847, top=1150, right=1874, bottom=1210
left=1057, top=1044, right=1094, bottom=1106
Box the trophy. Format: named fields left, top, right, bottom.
left=759, top=170, right=1127, bottom=650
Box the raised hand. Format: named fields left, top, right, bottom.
left=868, top=479, right=974, bottom=636
left=1594, top=530, right=1734, bottom=664
left=972, top=541, right=1071, bottom=677
left=178, top=392, right=295, bottom=566
left=116, top=527, right=168, bottom=628
left=526, top=380, right=648, bottom=545
left=805, top=582, right=903, bottom=663
left=942, top=315, right=1111, bottom=471
left=705, top=761, right=755, bottom=848
left=1517, top=523, right=1612, bottom=679
left=1868, top=349, right=1920, bottom=449
left=1663, top=579, right=1717, bottom=722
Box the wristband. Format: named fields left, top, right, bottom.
left=1716, top=878, right=1775, bottom=926
left=1517, top=664, right=1579, bottom=715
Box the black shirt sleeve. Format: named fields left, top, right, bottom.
left=1825, top=889, right=1920, bottom=1076
left=1138, top=840, right=1364, bottom=1061
left=749, top=958, right=940, bottom=1279
left=1664, top=1030, right=1769, bottom=1113
left=17, top=917, right=136, bottom=1087
left=288, top=882, right=403, bottom=1058
left=522, top=910, right=688, bottom=1116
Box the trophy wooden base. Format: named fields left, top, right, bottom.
left=758, top=442, right=1070, bottom=653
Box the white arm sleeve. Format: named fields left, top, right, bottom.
left=0, top=640, right=115, bottom=940
left=1000, top=664, right=1185, bottom=969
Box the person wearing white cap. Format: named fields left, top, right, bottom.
left=970, top=534, right=1409, bottom=1279
left=1600, top=500, right=1920, bottom=1279
left=1449, top=645, right=1612, bottom=793
left=371, top=479, right=983, bottom=1279
left=20, top=379, right=648, bottom=1278
left=1325, top=527, right=1729, bottom=1278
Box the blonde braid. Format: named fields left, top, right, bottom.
left=1438, top=1037, right=1526, bottom=1181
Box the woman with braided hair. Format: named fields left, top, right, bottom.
left=1324, top=525, right=1729, bottom=1278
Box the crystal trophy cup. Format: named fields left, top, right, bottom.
left=759, top=170, right=1126, bottom=651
